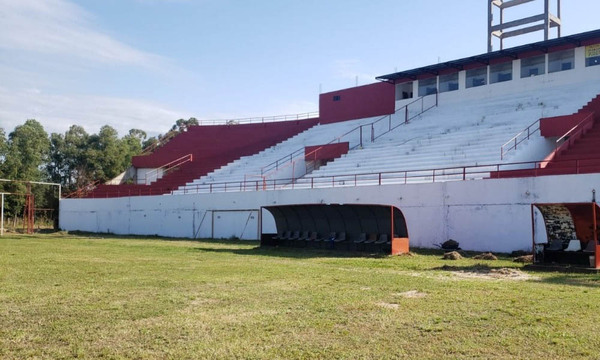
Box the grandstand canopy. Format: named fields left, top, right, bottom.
left=377, top=28, right=600, bottom=83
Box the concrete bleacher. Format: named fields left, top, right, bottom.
left=173, top=115, right=385, bottom=194
left=169, top=82, right=600, bottom=194
left=86, top=119, right=319, bottom=198
left=294, top=82, right=600, bottom=186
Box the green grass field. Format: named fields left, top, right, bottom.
left=1, top=233, right=599, bottom=359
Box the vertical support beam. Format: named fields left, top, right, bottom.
left=544, top=0, right=550, bottom=41
left=1, top=193, right=4, bottom=237
left=556, top=0, right=561, bottom=37
left=488, top=0, right=493, bottom=53
left=531, top=204, right=537, bottom=263
left=500, top=5, right=504, bottom=50
left=594, top=203, right=599, bottom=269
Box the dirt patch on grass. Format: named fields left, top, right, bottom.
left=473, top=252, right=498, bottom=260
left=393, top=290, right=427, bottom=298
left=442, top=251, right=462, bottom=260
left=375, top=302, right=399, bottom=310
left=439, top=265, right=537, bottom=281
left=513, top=255, right=533, bottom=263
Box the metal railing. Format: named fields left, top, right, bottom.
left=197, top=111, right=319, bottom=126
left=500, top=119, right=541, bottom=160
left=143, top=153, right=193, bottom=185
left=555, top=112, right=595, bottom=146
left=168, top=157, right=600, bottom=196
left=260, top=93, right=438, bottom=175
left=543, top=112, right=596, bottom=165
left=76, top=157, right=600, bottom=198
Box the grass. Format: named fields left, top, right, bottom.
left=1, top=233, right=599, bottom=359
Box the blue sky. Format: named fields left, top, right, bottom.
left=1, top=0, right=599, bottom=137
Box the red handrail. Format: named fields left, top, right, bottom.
left=542, top=112, right=595, bottom=166
left=143, top=153, right=193, bottom=185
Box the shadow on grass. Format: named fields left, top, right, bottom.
left=533, top=274, right=600, bottom=288
left=192, top=245, right=391, bottom=260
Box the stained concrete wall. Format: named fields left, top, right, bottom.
left=60, top=173, right=600, bottom=252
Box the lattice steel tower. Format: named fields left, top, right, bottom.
left=488, top=0, right=561, bottom=52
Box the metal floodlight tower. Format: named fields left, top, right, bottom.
left=488, top=0, right=561, bottom=52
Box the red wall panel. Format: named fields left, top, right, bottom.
left=540, top=112, right=593, bottom=137
left=319, top=82, right=395, bottom=124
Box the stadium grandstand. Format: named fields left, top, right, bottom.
left=61, top=27, right=600, bottom=268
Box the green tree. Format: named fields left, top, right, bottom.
left=0, top=127, right=7, bottom=177
left=1, top=119, right=49, bottom=217
left=48, top=125, right=91, bottom=191
left=86, top=125, right=123, bottom=182
left=3, top=119, right=49, bottom=181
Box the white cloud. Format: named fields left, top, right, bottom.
left=0, top=0, right=164, bottom=68
left=0, top=87, right=189, bottom=137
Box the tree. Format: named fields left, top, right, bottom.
left=0, top=127, right=7, bottom=177
left=3, top=119, right=49, bottom=181
left=1, top=119, right=49, bottom=217
left=86, top=125, right=123, bottom=182
left=171, top=117, right=199, bottom=133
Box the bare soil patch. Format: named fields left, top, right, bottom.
left=375, top=302, right=400, bottom=310
left=439, top=265, right=537, bottom=281
left=473, top=252, right=498, bottom=260
left=393, top=290, right=427, bottom=298
left=442, top=251, right=462, bottom=260
left=513, top=255, right=533, bottom=263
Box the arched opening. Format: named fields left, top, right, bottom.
left=261, top=204, right=409, bottom=255
left=532, top=202, right=600, bottom=269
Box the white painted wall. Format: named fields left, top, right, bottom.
left=60, top=173, right=600, bottom=253
left=136, top=168, right=163, bottom=185
left=211, top=210, right=259, bottom=239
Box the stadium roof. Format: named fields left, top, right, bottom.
left=376, top=28, right=600, bottom=83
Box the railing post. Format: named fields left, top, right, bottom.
left=404, top=171, right=407, bottom=184
left=360, top=126, right=363, bottom=148
left=405, top=106, right=408, bottom=124
left=311, top=177, right=314, bottom=189
left=432, top=169, right=435, bottom=182
left=388, top=115, right=391, bottom=131
left=292, top=162, right=295, bottom=189
left=371, top=124, right=374, bottom=142
left=378, top=173, right=382, bottom=185
left=463, top=167, right=466, bottom=180
left=514, top=137, right=517, bottom=150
